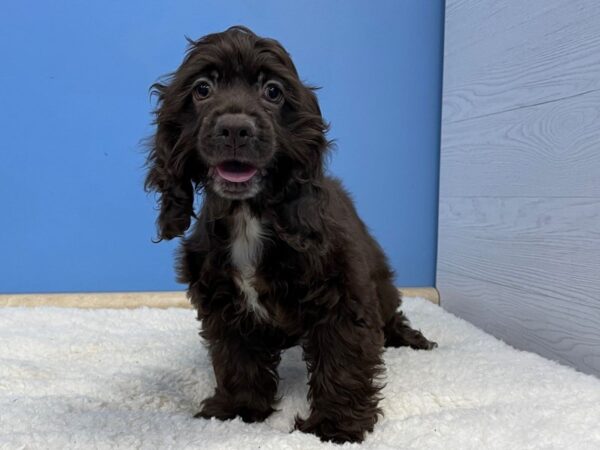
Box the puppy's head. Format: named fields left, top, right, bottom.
left=145, top=26, right=329, bottom=240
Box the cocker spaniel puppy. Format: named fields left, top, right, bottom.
left=145, top=26, right=436, bottom=444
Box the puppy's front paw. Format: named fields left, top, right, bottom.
left=195, top=394, right=274, bottom=423
left=294, top=413, right=368, bottom=444
left=194, top=394, right=237, bottom=421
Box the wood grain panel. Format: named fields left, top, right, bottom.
left=440, top=89, right=600, bottom=198
left=438, top=0, right=600, bottom=376
left=438, top=272, right=600, bottom=375
left=438, top=198, right=600, bottom=350
left=442, top=0, right=600, bottom=123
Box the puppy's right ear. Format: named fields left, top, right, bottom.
left=145, top=82, right=195, bottom=241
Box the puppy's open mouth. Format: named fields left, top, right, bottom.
left=215, top=161, right=258, bottom=183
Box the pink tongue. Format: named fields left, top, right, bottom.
left=216, top=163, right=258, bottom=183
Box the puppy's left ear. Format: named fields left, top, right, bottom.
left=305, top=86, right=332, bottom=175
left=145, top=83, right=197, bottom=241
left=293, top=85, right=331, bottom=179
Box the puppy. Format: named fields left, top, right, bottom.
left=145, top=26, right=436, bottom=443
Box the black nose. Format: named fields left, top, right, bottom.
left=215, top=114, right=255, bottom=148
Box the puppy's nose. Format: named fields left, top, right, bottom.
left=215, top=114, right=256, bottom=148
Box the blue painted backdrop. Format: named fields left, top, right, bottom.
left=0, top=0, right=444, bottom=293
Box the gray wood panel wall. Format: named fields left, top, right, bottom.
left=437, top=0, right=600, bottom=376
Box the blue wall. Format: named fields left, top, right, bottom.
left=0, top=0, right=444, bottom=293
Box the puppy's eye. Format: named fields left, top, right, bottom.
left=193, top=80, right=212, bottom=100
left=264, top=83, right=283, bottom=103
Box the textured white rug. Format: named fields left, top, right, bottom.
left=1, top=297, right=599, bottom=449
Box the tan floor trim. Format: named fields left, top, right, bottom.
left=0, top=287, right=439, bottom=309
left=0, top=292, right=190, bottom=309
left=399, top=287, right=440, bottom=305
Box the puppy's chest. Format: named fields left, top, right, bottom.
left=229, top=207, right=270, bottom=321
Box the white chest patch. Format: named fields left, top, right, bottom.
left=230, top=206, right=269, bottom=321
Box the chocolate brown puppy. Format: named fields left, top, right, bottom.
left=145, top=26, right=436, bottom=444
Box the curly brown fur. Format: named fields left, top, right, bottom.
left=145, top=26, right=436, bottom=444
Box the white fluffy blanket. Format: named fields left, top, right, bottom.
left=1, top=297, right=599, bottom=449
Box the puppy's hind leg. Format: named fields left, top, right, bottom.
left=384, top=311, right=437, bottom=350
left=376, top=278, right=437, bottom=350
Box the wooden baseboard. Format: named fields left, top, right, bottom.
left=400, top=287, right=440, bottom=305
left=0, top=287, right=439, bottom=309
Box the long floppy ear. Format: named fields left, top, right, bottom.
left=272, top=188, right=327, bottom=253
left=269, top=82, right=333, bottom=250
left=297, top=85, right=331, bottom=179
left=144, top=82, right=196, bottom=241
